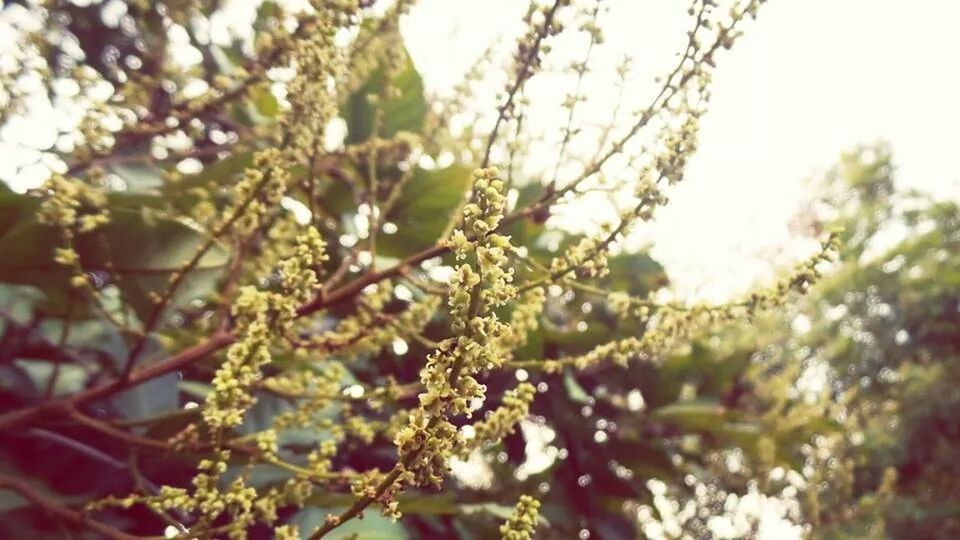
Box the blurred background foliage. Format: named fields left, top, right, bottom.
left=0, top=0, right=958, bottom=538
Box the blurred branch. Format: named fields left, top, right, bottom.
left=480, top=0, right=566, bottom=169
left=0, top=474, right=140, bottom=540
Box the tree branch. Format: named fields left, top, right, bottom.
left=0, top=474, right=142, bottom=540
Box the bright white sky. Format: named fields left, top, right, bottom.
left=404, top=0, right=960, bottom=301
left=3, top=0, right=959, bottom=303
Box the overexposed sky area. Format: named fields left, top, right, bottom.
left=405, top=0, right=960, bottom=301
left=2, top=1, right=958, bottom=303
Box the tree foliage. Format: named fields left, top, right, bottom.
left=628, top=145, right=960, bottom=539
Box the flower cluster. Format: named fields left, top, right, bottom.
left=549, top=235, right=611, bottom=280
left=204, top=228, right=327, bottom=430
left=394, top=408, right=462, bottom=489
left=229, top=149, right=291, bottom=236
left=462, top=382, right=536, bottom=454
left=420, top=168, right=516, bottom=411
left=89, top=450, right=262, bottom=539
left=37, top=173, right=109, bottom=233
left=499, top=494, right=542, bottom=540
left=281, top=8, right=343, bottom=157
left=204, top=286, right=276, bottom=429
left=278, top=226, right=328, bottom=304
left=393, top=168, right=520, bottom=495
left=519, top=231, right=840, bottom=373
left=495, top=288, right=547, bottom=360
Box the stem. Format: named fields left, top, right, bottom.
left=480, top=0, right=565, bottom=169
left=0, top=189, right=548, bottom=434
left=0, top=474, right=142, bottom=540
left=548, top=5, right=600, bottom=189
left=120, top=165, right=275, bottom=380
left=0, top=330, right=234, bottom=432
left=67, top=407, right=172, bottom=451
left=44, top=297, right=73, bottom=399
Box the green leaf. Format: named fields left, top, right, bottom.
left=461, top=503, right=551, bottom=527
left=141, top=408, right=203, bottom=441
left=378, top=166, right=471, bottom=257
left=13, top=359, right=87, bottom=397
left=343, top=46, right=426, bottom=143
left=606, top=439, right=677, bottom=482
left=179, top=380, right=212, bottom=400
left=650, top=399, right=727, bottom=431
left=0, top=284, right=44, bottom=325
left=168, top=151, right=253, bottom=193
left=250, top=84, right=280, bottom=118
left=305, top=492, right=459, bottom=516
left=109, top=163, right=164, bottom=191
left=292, top=506, right=410, bottom=539
left=0, top=194, right=229, bottom=320
left=562, top=370, right=591, bottom=404
left=713, top=422, right=764, bottom=450
left=604, top=252, right=668, bottom=296
left=111, top=372, right=179, bottom=420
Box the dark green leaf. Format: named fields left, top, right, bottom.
left=378, top=166, right=471, bottom=257
left=292, top=506, right=410, bottom=539
left=650, top=399, right=727, bottom=431
left=0, top=194, right=229, bottom=320
left=111, top=372, right=179, bottom=420
left=168, top=151, right=253, bottom=193
left=109, top=163, right=164, bottom=191
left=343, top=47, right=426, bottom=143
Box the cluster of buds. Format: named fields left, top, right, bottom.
left=230, top=149, right=291, bottom=236
left=37, top=173, right=110, bottom=233
left=204, top=228, right=327, bottom=430
left=278, top=227, right=328, bottom=304
left=550, top=235, right=611, bottom=280
left=395, top=168, right=526, bottom=495
left=522, top=231, right=840, bottom=373
left=461, top=382, right=536, bottom=455
left=499, top=494, right=542, bottom=540
left=394, top=409, right=461, bottom=489
left=495, top=288, right=547, bottom=360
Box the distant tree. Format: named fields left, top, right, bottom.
left=630, top=145, right=960, bottom=539
left=0, top=1, right=851, bottom=538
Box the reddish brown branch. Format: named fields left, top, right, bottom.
left=0, top=330, right=234, bottom=431
left=0, top=200, right=544, bottom=434
left=0, top=474, right=142, bottom=540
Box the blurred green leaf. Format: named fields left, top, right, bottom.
left=343, top=47, right=426, bottom=144
left=168, top=151, right=253, bottom=193
left=250, top=84, right=280, bottom=118
left=650, top=399, right=727, bottom=431
left=0, top=194, right=229, bottom=320
left=111, top=372, right=179, bottom=420
left=178, top=380, right=212, bottom=400
left=13, top=359, right=86, bottom=397
left=109, top=163, right=164, bottom=191
left=293, top=506, right=410, bottom=539
left=605, top=252, right=668, bottom=296
left=562, top=371, right=591, bottom=404
left=378, top=166, right=471, bottom=257
left=461, top=502, right=550, bottom=527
